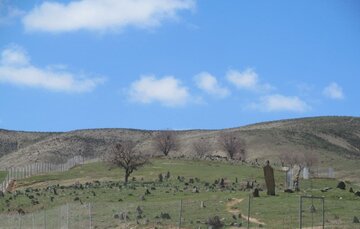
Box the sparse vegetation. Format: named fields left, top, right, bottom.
left=193, top=137, right=211, bottom=158
left=218, top=132, right=246, bottom=160
left=153, top=130, right=179, bottom=156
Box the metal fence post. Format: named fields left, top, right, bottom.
left=178, top=199, right=183, bottom=229
left=247, top=194, right=251, bottom=229
left=89, top=203, right=92, bottom=229
left=299, top=196, right=302, bottom=229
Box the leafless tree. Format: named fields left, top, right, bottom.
left=218, top=132, right=246, bottom=160
left=280, top=151, right=318, bottom=191
left=303, top=153, right=319, bottom=168
left=154, top=131, right=179, bottom=156
left=105, top=141, right=148, bottom=184
left=193, top=137, right=211, bottom=158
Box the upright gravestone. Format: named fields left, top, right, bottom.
left=303, top=167, right=309, bottom=180
left=286, top=168, right=293, bottom=189
left=263, top=160, right=275, bottom=195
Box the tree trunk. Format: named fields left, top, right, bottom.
left=124, top=170, right=130, bottom=184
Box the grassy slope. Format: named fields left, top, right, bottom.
left=0, top=159, right=359, bottom=228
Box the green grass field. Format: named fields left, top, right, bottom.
left=0, top=159, right=359, bottom=228
left=0, top=171, right=7, bottom=183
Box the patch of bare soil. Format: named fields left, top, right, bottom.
left=226, top=198, right=265, bottom=227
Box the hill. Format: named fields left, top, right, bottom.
left=0, top=116, right=359, bottom=182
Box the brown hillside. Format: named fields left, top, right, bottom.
left=0, top=116, right=359, bottom=182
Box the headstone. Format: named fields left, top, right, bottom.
left=354, top=191, right=360, bottom=197
left=252, top=188, right=260, bottom=197
left=337, top=181, right=346, bottom=190
left=286, top=169, right=293, bottom=189
left=303, top=167, right=309, bottom=180
left=220, top=178, right=225, bottom=188
left=353, top=216, right=360, bottom=223
left=263, top=160, right=275, bottom=195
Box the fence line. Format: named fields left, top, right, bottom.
left=0, top=197, right=357, bottom=228
left=0, top=156, right=86, bottom=192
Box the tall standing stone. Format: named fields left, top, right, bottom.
left=263, top=160, right=275, bottom=196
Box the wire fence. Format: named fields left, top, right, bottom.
left=0, top=196, right=358, bottom=229
left=0, top=156, right=86, bottom=192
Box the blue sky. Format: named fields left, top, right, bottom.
left=0, top=0, right=359, bottom=131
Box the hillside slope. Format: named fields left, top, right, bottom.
left=0, top=116, right=359, bottom=181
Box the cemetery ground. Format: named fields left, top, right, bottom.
left=0, top=159, right=360, bottom=228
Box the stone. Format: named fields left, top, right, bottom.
left=321, top=187, right=332, bottom=192
left=252, top=188, right=260, bottom=197
left=337, top=181, right=346, bottom=190
left=355, top=191, right=360, bottom=197
left=353, top=216, right=360, bottom=223
left=160, top=212, right=171, bottom=219
left=263, top=161, right=276, bottom=195
left=192, top=186, right=199, bottom=193
left=349, top=187, right=354, bottom=193
left=220, top=178, right=225, bottom=188
left=284, top=189, right=294, bottom=193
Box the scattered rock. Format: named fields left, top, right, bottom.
left=160, top=212, right=171, bottom=219
left=321, top=187, right=332, bottom=192
left=337, top=181, right=346, bottom=190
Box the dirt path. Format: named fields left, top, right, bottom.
left=226, top=198, right=265, bottom=227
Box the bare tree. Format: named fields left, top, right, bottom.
left=154, top=131, right=179, bottom=156
left=193, top=137, right=211, bottom=158
left=280, top=151, right=318, bottom=191
left=218, top=132, right=246, bottom=160
left=105, top=141, right=148, bottom=184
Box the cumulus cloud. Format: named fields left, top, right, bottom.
left=226, top=68, right=273, bottom=92
left=129, top=75, right=190, bottom=107
left=250, top=94, right=310, bottom=112
left=0, top=45, right=104, bottom=93
left=194, top=72, right=229, bottom=98
left=23, top=0, right=195, bottom=33
left=323, top=82, right=344, bottom=100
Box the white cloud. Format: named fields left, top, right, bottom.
left=323, top=82, right=344, bottom=100
left=0, top=46, right=104, bottom=93
left=194, top=72, right=229, bottom=98
left=129, top=75, right=190, bottom=107
left=23, top=0, right=195, bottom=33
left=226, top=68, right=273, bottom=92
left=250, top=94, right=310, bottom=112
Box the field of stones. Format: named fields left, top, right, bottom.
left=0, top=158, right=360, bottom=228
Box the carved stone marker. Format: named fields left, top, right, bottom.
left=263, top=160, right=275, bottom=196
